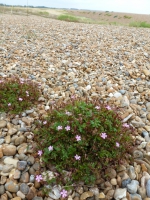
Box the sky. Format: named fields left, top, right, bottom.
left=1, top=0, right=150, bottom=14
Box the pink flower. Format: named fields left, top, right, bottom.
left=20, top=81, right=24, bottom=84
left=8, top=103, right=11, bottom=106
left=71, top=95, right=76, bottom=99
left=65, top=125, right=70, bottom=131
left=123, top=123, right=130, bottom=128
left=48, top=146, right=53, bottom=151
left=75, top=135, right=81, bottom=141
left=19, top=98, right=23, bottom=101
left=116, top=142, right=120, bottom=147
left=35, top=175, right=43, bottom=182
left=60, top=189, right=68, bottom=198
left=95, top=106, right=100, bottom=110
left=43, top=121, right=47, bottom=125
left=26, top=91, right=29, bottom=94
left=74, top=154, right=81, bottom=160
left=38, top=150, right=43, bottom=156
left=100, top=132, right=107, bottom=139
left=57, top=126, right=63, bottom=130
left=65, top=111, right=71, bottom=116
left=106, top=105, right=111, bottom=110
left=0, top=80, right=3, bottom=83
left=26, top=94, right=29, bottom=97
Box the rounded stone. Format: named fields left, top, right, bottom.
left=121, top=178, right=131, bottom=188
left=20, top=172, right=30, bottom=183
left=146, top=179, right=150, bottom=197
left=0, top=120, right=7, bottom=128
left=114, top=188, right=127, bottom=200
left=127, top=180, right=139, bottom=194
left=110, top=178, right=117, bottom=185
left=105, top=168, right=117, bottom=178
left=0, top=185, right=5, bottom=195
left=17, top=161, right=27, bottom=171
left=2, top=144, right=17, bottom=156
left=20, top=183, right=29, bottom=195
left=5, top=181, right=19, bottom=193
left=17, top=191, right=26, bottom=199
left=4, top=157, right=18, bottom=167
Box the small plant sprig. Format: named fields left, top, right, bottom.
left=34, top=97, right=135, bottom=188
left=0, top=76, right=41, bottom=114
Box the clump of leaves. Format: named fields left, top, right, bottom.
left=0, top=76, right=41, bottom=114
left=34, top=97, right=135, bottom=187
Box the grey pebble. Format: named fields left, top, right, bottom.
left=0, top=138, right=5, bottom=144
left=146, top=179, right=150, bottom=197
left=130, top=193, right=142, bottom=200
left=127, top=180, right=139, bottom=194
left=121, top=178, right=132, bottom=188
left=33, top=197, right=43, bottom=200
left=20, top=183, right=30, bottom=195
left=17, top=161, right=27, bottom=171
left=0, top=185, right=5, bottom=195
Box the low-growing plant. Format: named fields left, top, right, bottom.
left=114, top=15, right=118, bottom=18
left=37, top=11, right=49, bottom=17
left=124, top=15, right=132, bottom=19
left=0, top=76, right=41, bottom=114
left=57, top=14, right=79, bottom=22
left=129, top=21, right=150, bottom=28
left=34, top=97, right=135, bottom=189
left=105, top=13, right=111, bottom=16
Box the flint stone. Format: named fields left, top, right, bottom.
left=17, top=161, right=27, bottom=171
left=33, top=197, right=43, bottom=200
left=17, top=191, right=26, bottom=199
left=130, top=193, right=142, bottom=200
left=0, top=120, right=7, bottom=128
left=137, top=187, right=146, bottom=199
left=133, top=150, right=143, bottom=159
left=20, top=183, right=29, bottom=195
left=105, top=168, right=117, bottom=178
left=5, top=181, right=19, bottom=193
left=114, top=188, right=127, bottom=200
left=20, top=171, right=29, bottom=183
left=80, top=191, right=94, bottom=200
left=128, top=166, right=136, bottom=180
left=2, top=164, right=14, bottom=173
left=14, top=169, right=21, bottom=179
left=146, top=142, right=150, bottom=153
left=127, top=180, right=139, bottom=194
left=0, top=185, right=5, bottom=195
left=146, top=179, right=150, bottom=197
left=2, top=144, right=17, bottom=156
left=122, top=178, right=132, bottom=188
left=4, top=157, right=18, bottom=167
left=48, top=185, right=62, bottom=200
left=8, top=128, right=18, bottom=135
left=0, top=145, right=3, bottom=158
left=0, top=138, right=5, bottom=145
left=26, top=187, right=36, bottom=200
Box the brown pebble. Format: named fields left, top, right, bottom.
left=141, top=163, right=148, bottom=172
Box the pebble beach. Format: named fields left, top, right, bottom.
left=0, top=14, right=150, bottom=200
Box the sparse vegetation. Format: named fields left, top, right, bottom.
left=105, top=13, right=111, bottom=16
left=0, top=6, right=150, bottom=28
left=57, top=14, right=79, bottom=22
left=124, top=15, right=132, bottom=19
left=129, top=21, right=150, bottom=28
left=37, top=11, right=49, bottom=17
